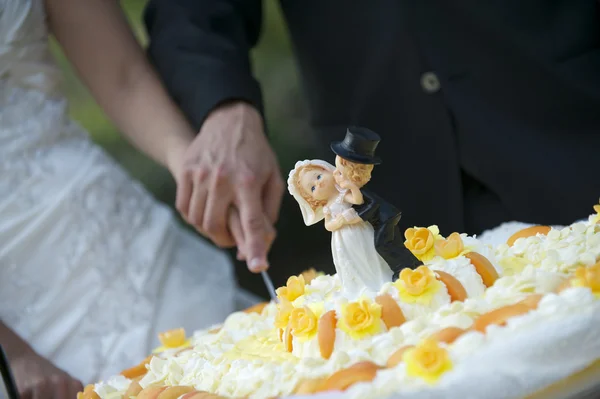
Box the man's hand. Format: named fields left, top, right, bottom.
left=169, top=101, right=284, bottom=272
left=11, top=349, right=83, bottom=399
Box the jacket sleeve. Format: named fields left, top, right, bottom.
left=144, top=0, right=264, bottom=131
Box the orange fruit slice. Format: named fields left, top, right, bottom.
left=243, top=302, right=269, bottom=314
left=556, top=278, right=573, bottom=293
left=375, top=294, right=406, bottom=329
left=516, top=293, right=544, bottom=309
left=318, top=310, right=337, bottom=359
left=435, top=270, right=467, bottom=302
left=158, top=328, right=186, bottom=348
left=507, top=226, right=551, bottom=247
left=77, top=385, right=100, bottom=399
left=120, top=355, right=152, bottom=379
left=386, top=345, right=414, bottom=368
left=158, top=386, right=195, bottom=399
left=472, top=303, right=532, bottom=333
left=465, top=252, right=499, bottom=288
left=429, top=326, right=466, bottom=344
left=136, top=387, right=169, bottom=399
left=180, top=393, right=216, bottom=399
left=124, top=378, right=143, bottom=397
left=293, top=378, right=327, bottom=394
left=320, top=361, right=381, bottom=392
left=284, top=324, right=294, bottom=352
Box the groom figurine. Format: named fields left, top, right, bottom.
left=331, top=127, right=421, bottom=280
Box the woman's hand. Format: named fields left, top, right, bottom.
left=11, top=349, right=83, bottom=399
left=325, top=214, right=347, bottom=232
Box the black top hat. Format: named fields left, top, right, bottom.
left=330, top=126, right=382, bottom=165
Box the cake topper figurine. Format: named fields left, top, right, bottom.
left=330, top=127, right=421, bottom=280
left=288, top=158, right=393, bottom=295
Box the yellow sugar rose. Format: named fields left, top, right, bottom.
left=593, top=200, right=600, bottom=224
left=405, top=226, right=443, bottom=262
left=394, top=266, right=443, bottom=305
left=434, top=232, right=464, bottom=259
left=339, top=298, right=383, bottom=340
left=274, top=298, right=294, bottom=329
left=153, top=328, right=191, bottom=353
left=404, top=339, right=453, bottom=384
left=300, top=268, right=323, bottom=284
left=276, top=275, right=306, bottom=302
left=572, top=263, right=600, bottom=298
left=289, top=306, right=319, bottom=341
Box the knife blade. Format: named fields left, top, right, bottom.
left=261, top=270, right=278, bottom=303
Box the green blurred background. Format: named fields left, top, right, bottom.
left=52, top=0, right=333, bottom=297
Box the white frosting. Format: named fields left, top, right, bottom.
left=93, top=375, right=131, bottom=399
left=92, top=213, right=600, bottom=399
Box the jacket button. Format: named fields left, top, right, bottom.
left=421, top=72, right=441, bottom=93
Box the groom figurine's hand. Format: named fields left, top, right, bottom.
left=169, top=101, right=284, bottom=272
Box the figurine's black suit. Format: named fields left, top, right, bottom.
left=331, top=127, right=420, bottom=280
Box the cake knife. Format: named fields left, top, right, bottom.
left=261, top=270, right=278, bottom=303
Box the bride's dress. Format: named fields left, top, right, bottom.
left=0, top=0, right=255, bottom=384
left=326, top=189, right=393, bottom=296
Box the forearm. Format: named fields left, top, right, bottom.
left=45, top=0, right=194, bottom=171
left=349, top=187, right=364, bottom=205
left=0, top=321, right=33, bottom=361
left=144, top=0, right=264, bottom=131
left=344, top=187, right=364, bottom=205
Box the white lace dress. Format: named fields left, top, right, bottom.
left=0, top=0, right=253, bottom=384
left=325, top=190, right=393, bottom=296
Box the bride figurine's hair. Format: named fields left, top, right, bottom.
left=294, top=165, right=329, bottom=209
left=287, top=159, right=336, bottom=226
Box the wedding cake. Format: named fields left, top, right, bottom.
left=77, top=201, right=600, bottom=399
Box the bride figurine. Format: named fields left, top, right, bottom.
left=288, top=160, right=393, bottom=296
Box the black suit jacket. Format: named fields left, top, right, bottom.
left=144, top=0, right=600, bottom=235
left=355, top=190, right=421, bottom=274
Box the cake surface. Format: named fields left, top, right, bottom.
left=79, top=205, right=600, bottom=399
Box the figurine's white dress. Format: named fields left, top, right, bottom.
left=325, top=189, right=393, bottom=296
left=0, top=0, right=257, bottom=384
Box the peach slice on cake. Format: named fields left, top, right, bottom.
left=293, top=377, right=327, bottom=394
left=516, top=293, right=544, bottom=309
left=506, top=225, right=551, bottom=247
left=77, top=384, right=100, bottom=399
left=243, top=302, right=269, bottom=314
left=283, top=324, right=294, bottom=352
left=120, top=355, right=152, bottom=379
left=375, top=294, right=406, bottom=329
left=464, top=252, right=499, bottom=288
left=124, top=377, right=144, bottom=397
left=434, top=270, right=467, bottom=302
left=318, top=310, right=337, bottom=359
left=180, top=392, right=221, bottom=399
left=386, top=345, right=414, bottom=368
left=157, top=386, right=195, bottom=399
left=472, top=303, right=532, bottom=333
left=136, top=386, right=169, bottom=399
left=319, top=361, right=382, bottom=392
left=429, top=326, right=466, bottom=344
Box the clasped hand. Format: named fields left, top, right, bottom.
left=167, top=102, right=284, bottom=272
